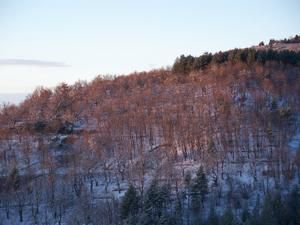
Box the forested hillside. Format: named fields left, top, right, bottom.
left=0, top=36, right=300, bottom=225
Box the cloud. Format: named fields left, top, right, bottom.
left=0, top=59, right=69, bottom=67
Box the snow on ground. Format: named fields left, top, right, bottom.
left=289, top=133, right=300, bottom=150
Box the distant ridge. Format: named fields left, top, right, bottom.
left=0, top=93, right=27, bottom=105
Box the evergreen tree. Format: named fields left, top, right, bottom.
left=184, top=171, right=192, bottom=211
left=191, top=166, right=208, bottom=209
left=241, top=204, right=250, bottom=223
left=272, top=192, right=286, bottom=225
left=207, top=206, right=219, bottom=225
left=260, top=194, right=276, bottom=225
left=249, top=195, right=261, bottom=225
left=220, top=208, right=236, bottom=225
left=184, top=171, right=192, bottom=188
left=7, top=166, right=20, bottom=191
left=121, top=185, right=139, bottom=220
left=256, top=50, right=267, bottom=64
left=286, top=186, right=300, bottom=225
left=228, top=49, right=241, bottom=63
left=144, top=181, right=171, bottom=223
left=193, top=52, right=213, bottom=70
left=246, top=49, right=256, bottom=65
left=174, top=197, right=184, bottom=225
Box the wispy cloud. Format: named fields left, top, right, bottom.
left=0, top=59, right=69, bottom=67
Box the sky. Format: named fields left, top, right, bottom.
left=0, top=0, right=299, bottom=102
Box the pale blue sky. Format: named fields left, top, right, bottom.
left=0, top=0, right=299, bottom=95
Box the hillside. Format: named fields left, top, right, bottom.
left=0, top=36, right=300, bottom=225
left=255, top=35, right=300, bottom=52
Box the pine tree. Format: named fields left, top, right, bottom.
left=184, top=171, right=192, bottom=212
left=143, top=181, right=172, bottom=224
left=260, top=194, right=276, bottom=225
left=286, top=186, right=300, bottom=225
left=191, top=166, right=208, bottom=209
left=207, top=206, right=219, bottom=225
left=272, top=192, right=285, bottom=225
left=184, top=171, right=192, bottom=188
left=241, top=204, right=250, bottom=223
left=7, top=166, right=20, bottom=191
left=246, top=49, right=256, bottom=65
left=250, top=195, right=261, bottom=225
left=174, top=197, right=183, bottom=225
left=144, top=181, right=159, bottom=218
left=120, top=185, right=139, bottom=220
left=220, top=208, right=235, bottom=225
